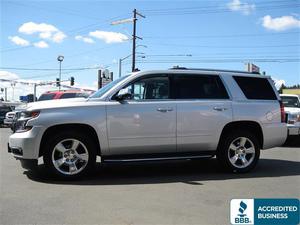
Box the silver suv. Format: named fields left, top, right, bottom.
left=8, top=68, right=287, bottom=178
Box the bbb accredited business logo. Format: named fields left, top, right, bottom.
left=230, top=198, right=299, bottom=225
left=230, top=199, right=254, bottom=225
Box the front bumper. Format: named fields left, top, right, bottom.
left=8, top=126, right=44, bottom=159
left=4, top=118, right=13, bottom=125
left=287, top=123, right=300, bottom=136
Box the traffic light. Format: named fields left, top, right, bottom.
left=70, top=77, right=74, bottom=86
left=56, top=78, right=60, bottom=87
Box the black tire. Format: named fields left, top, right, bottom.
left=43, top=130, right=96, bottom=179
left=216, top=130, right=260, bottom=173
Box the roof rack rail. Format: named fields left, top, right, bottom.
left=169, top=66, right=261, bottom=75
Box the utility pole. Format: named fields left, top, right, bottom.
left=132, top=9, right=137, bottom=72
left=111, top=9, right=145, bottom=73
left=132, top=9, right=145, bottom=72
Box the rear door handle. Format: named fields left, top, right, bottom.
left=157, top=108, right=173, bottom=112
left=213, top=107, right=228, bottom=111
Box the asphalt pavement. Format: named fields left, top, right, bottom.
left=0, top=128, right=299, bottom=225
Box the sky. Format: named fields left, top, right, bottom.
left=1, top=0, right=300, bottom=101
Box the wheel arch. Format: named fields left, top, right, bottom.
left=217, top=121, right=264, bottom=150
left=39, top=123, right=101, bottom=157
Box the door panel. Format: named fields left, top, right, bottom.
left=177, top=100, right=232, bottom=151
left=106, top=101, right=176, bottom=155
left=174, top=74, right=232, bottom=152
left=106, top=74, right=176, bottom=155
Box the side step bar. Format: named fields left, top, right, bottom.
left=103, top=154, right=214, bottom=163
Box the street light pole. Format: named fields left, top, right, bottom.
left=57, top=55, right=64, bottom=91
left=119, top=53, right=146, bottom=78
left=119, top=54, right=132, bottom=78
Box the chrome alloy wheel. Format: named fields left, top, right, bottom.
left=227, top=137, right=255, bottom=169
left=52, top=139, right=89, bottom=175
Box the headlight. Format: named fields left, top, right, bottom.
left=287, top=114, right=300, bottom=124
left=14, top=111, right=40, bottom=133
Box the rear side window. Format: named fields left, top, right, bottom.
left=174, top=75, right=229, bottom=99
left=233, top=76, right=277, bottom=100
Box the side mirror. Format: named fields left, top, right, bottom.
left=115, top=88, right=132, bottom=101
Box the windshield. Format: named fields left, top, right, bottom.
left=281, top=96, right=300, bottom=108
left=89, top=75, right=129, bottom=99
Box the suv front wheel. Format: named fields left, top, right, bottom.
left=217, top=130, right=260, bottom=173
left=43, top=131, right=96, bottom=178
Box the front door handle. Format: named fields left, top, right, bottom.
left=157, top=108, right=173, bottom=112
left=213, top=106, right=228, bottom=111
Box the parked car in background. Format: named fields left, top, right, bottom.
left=4, top=111, right=15, bottom=126
left=280, top=94, right=300, bottom=136
left=4, top=104, right=27, bottom=128
left=38, top=90, right=91, bottom=101
left=0, top=105, right=12, bottom=126
left=8, top=68, right=287, bottom=178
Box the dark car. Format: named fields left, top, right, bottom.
left=0, top=105, right=12, bottom=125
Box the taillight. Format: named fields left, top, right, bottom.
left=279, top=100, right=286, bottom=123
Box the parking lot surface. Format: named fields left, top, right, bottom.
left=0, top=128, right=299, bottom=225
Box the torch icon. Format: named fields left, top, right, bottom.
left=238, top=201, right=247, bottom=217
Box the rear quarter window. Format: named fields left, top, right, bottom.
left=233, top=76, right=277, bottom=100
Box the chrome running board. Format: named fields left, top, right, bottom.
left=104, top=155, right=213, bottom=163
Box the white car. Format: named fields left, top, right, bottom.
left=8, top=68, right=287, bottom=178
left=280, top=94, right=300, bottom=136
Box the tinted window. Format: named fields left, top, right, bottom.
left=233, top=76, right=277, bottom=100
left=124, top=76, right=169, bottom=100
left=76, top=93, right=90, bottom=98
left=38, top=94, right=55, bottom=101
left=174, top=75, right=229, bottom=99
left=60, top=93, right=77, bottom=99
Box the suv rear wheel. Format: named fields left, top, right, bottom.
left=43, top=131, right=96, bottom=178
left=217, top=130, right=260, bottom=173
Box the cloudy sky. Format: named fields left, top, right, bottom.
left=1, top=0, right=300, bottom=101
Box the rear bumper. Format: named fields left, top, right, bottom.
left=262, top=123, right=287, bottom=149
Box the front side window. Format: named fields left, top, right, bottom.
left=174, top=75, right=229, bottom=99
left=121, top=76, right=170, bottom=100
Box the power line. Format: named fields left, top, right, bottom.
left=142, top=2, right=300, bottom=16
left=141, top=0, right=294, bottom=12
left=0, top=66, right=102, bottom=71
left=137, top=58, right=300, bottom=63
left=143, top=31, right=300, bottom=39
left=146, top=43, right=300, bottom=48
